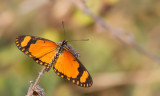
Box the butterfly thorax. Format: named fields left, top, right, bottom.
left=58, top=40, right=67, bottom=54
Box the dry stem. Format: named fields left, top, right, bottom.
left=27, top=67, right=47, bottom=96
left=68, top=0, right=160, bottom=63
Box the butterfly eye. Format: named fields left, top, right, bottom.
left=61, top=40, right=67, bottom=45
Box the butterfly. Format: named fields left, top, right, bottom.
left=15, top=35, right=93, bottom=87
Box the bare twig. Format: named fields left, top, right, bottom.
left=27, top=67, right=47, bottom=96
left=68, top=0, right=160, bottom=63
left=27, top=81, right=33, bottom=95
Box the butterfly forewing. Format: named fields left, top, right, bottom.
left=15, top=35, right=58, bottom=66
left=53, top=50, right=93, bottom=87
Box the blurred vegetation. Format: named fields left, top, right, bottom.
left=0, top=0, right=160, bottom=96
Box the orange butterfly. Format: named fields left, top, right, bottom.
left=15, top=35, right=93, bottom=87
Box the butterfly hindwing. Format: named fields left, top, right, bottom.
left=15, top=35, right=58, bottom=66
left=53, top=50, right=93, bottom=87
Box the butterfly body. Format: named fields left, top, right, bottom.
left=15, top=35, right=93, bottom=87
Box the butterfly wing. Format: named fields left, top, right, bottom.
left=15, top=35, right=58, bottom=66
left=53, top=50, right=93, bottom=87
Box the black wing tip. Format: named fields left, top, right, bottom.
left=15, top=35, right=25, bottom=42
left=15, top=35, right=27, bottom=41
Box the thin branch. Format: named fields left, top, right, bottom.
left=68, top=0, right=160, bottom=63
left=27, top=67, right=47, bottom=96
left=27, top=81, right=33, bottom=95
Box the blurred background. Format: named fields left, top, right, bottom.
left=0, top=0, right=160, bottom=96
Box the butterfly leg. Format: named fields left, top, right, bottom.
left=75, top=52, right=80, bottom=58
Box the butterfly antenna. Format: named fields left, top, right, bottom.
left=68, top=39, right=89, bottom=42
left=62, top=21, right=89, bottom=42
left=62, top=21, right=66, bottom=40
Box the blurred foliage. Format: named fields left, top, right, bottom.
left=0, top=0, right=160, bottom=96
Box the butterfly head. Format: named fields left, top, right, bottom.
left=61, top=40, right=68, bottom=46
